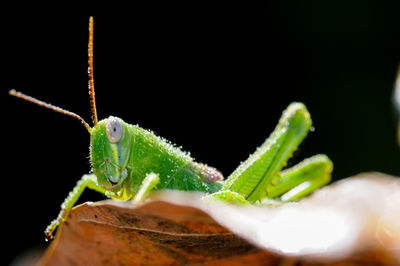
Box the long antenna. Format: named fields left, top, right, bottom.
left=88, top=16, right=98, bottom=126
left=9, top=90, right=91, bottom=132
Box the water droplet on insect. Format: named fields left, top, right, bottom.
left=310, top=126, right=315, bottom=132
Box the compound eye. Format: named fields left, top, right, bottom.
left=106, top=117, right=123, bottom=143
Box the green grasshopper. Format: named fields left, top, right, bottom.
left=10, top=17, right=333, bottom=240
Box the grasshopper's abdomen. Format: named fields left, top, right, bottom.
left=128, top=124, right=223, bottom=194
left=165, top=162, right=224, bottom=193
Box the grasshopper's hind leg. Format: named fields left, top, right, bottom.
left=264, top=154, right=333, bottom=203
left=202, top=190, right=249, bottom=204
left=45, top=174, right=108, bottom=240
left=221, top=103, right=314, bottom=203
left=204, top=155, right=332, bottom=205
left=204, top=103, right=332, bottom=205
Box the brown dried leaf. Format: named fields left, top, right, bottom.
left=40, top=173, right=400, bottom=265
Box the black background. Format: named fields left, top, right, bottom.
left=3, top=1, right=400, bottom=264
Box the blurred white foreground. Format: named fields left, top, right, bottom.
left=162, top=172, right=400, bottom=262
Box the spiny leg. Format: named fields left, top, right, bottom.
left=263, top=154, right=333, bottom=202
left=132, top=173, right=160, bottom=203
left=202, top=190, right=249, bottom=205
left=45, top=174, right=109, bottom=240
left=221, top=102, right=314, bottom=203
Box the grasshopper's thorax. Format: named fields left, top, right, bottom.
left=90, top=116, right=132, bottom=193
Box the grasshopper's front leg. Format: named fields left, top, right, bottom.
left=205, top=102, right=332, bottom=204
left=132, top=173, right=160, bottom=203
left=45, top=174, right=109, bottom=240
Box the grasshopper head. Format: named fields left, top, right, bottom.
left=90, top=116, right=132, bottom=192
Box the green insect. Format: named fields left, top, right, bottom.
left=9, top=17, right=333, bottom=240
